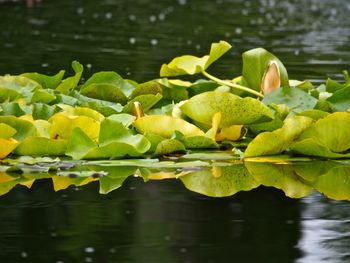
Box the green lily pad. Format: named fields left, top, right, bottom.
left=244, top=116, right=313, bottom=158
left=160, top=41, right=231, bottom=77
left=22, top=70, right=65, bottom=90
left=55, top=61, right=83, bottom=94
left=0, top=116, right=36, bottom=141
left=80, top=83, right=128, bottom=104
left=181, top=91, right=273, bottom=127
left=290, top=112, right=350, bottom=158
left=155, top=139, right=186, bottom=155
left=14, top=137, right=67, bottom=156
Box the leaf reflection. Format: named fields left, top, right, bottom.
left=0, top=159, right=350, bottom=200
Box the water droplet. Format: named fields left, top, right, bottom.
left=149, top=15, right=157, bottom=23
left=178, top=0, right=187, bottom=5
left=85, top=257, right=93, bottom=263
left=235, top=27, right=242, bottom=35
left=84, top=247, right=95, bottom=253
left=195, top=44, right=201, bottom=50
left=129, top=37, right=136, bottom=45
left=164, top=235, right=171, bottom=241
left=21, top=252, right=28, bottom=258
left=158, top=13, right=165, bottom=21
left=105, top=12, right=113, bottom=19
left=180, top=248, right=187, bottom=253
left=86, top=64, right=92, bottom=69
left=41, top=63, right=49, bottom=68
left=77, top=7, right=84, bottom=15
left=128, top=14, right=136, bottom=21
left=150, top=39, right=158, bottom=46
left=109, top=248, right=116, bottom=254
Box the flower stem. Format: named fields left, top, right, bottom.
left=202, top=70, right=264, bottom=98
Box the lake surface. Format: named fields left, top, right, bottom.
left=1, top=0, right=350, bottom=262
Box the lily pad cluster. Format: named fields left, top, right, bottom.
left=1, top=41, right=350, bottom=160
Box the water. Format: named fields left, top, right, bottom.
left=1, top=0, right=350, bottom=262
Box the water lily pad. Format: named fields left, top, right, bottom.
left=0, top=138, right=19, bottom=159
left=180, top=91, right=273, bottom=127
left=14, top=137, right=67, bottom=156
left=155, top=139, right=186, bottom=155
left=160, top=41, right=231, bottom=77
left=0, top=116, right=36, bottom=141
left=290, top=112, right=350, bottom=158
left=134, top=115, right=205, bottom=138
left=22, top=70, right=65, bottom=89
left=80, top=83, right=128, bottom=104
left=49, top=113, right=100, bottom=141
left=244, top=116, right=313, bottom=158
left=262, top=87, right=318, bottom=114
left=0, top=123, right=17, bottom=139
left=55, top=61, right=83, bottom=94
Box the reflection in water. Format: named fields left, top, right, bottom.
left=297, top=194, right=350, bottom=263
left=1, top=158, right=350, bottom=200
left=1, top=159, right=350, bottom=262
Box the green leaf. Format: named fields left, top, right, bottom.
left=122, top=94, right=163, bottom=113
left=155, top=139, right=186, bottom=155
left=81, top=71, right=123, bottom=89
left=55, top=61, right=83, bottom=94
left=134, top=115, right=205, bottom=138
left=0, top=102, right=27, bottom=117
left=244, top=116, right=313, bottom=158
left=326, top=86, right=350, bottom=112
left=14, top=137, right=67, bottom=156
left=32, top=104, right=58, bottom=120
left=0, top=123, right=17, bottom=139
left=80, top=83, right=128, bottom=104
left=66, top=127, right=97, bottom=160
left=160, top=41, right=231, bottom=77
left=0, top=75, right=41, bottom=102
left=290, top=112, right=350, bottom=158
left=182, top=136, right=219, bottom=149
left=242, top=48, right=289, bottom=91
left=0, top=116, right=36, bottom=141
left=130, top=80, right=163, bottom=99
left=98, top=166, right=136, bottom=194
left=181, top=91, right=273, bottom=127
left=262, top=87, right=318, bottom=114
left=30, top=89, right=56, bottom=103
left=180, top=165, right=259, bottom=197
left=21, top=70, right=65, bottom=89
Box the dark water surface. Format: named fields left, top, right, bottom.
left=1, top=0, right=350, bottom=262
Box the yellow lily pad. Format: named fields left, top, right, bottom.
left=0, top=138, right=19, bottom=159
left=134, top=115, right=204, bottom=138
